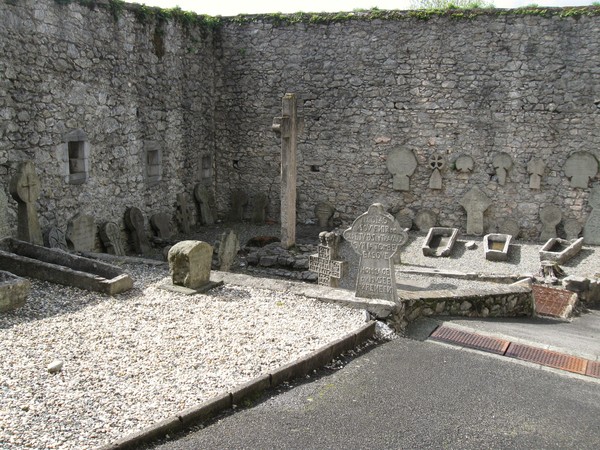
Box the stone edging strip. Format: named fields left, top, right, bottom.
left=98, top=320, right=376, bottom=450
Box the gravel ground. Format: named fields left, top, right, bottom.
left=0, top=263, right=366, bottom=450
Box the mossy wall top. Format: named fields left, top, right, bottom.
left=1, top=1, right=599, bottom=240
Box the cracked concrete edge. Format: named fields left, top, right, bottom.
left=97, top=320, right=377, bottom=450
left=210, top=271, right=397, bottom=319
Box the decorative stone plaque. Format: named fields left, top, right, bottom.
left=454, top=154, right=474, bottom=174
left=386, top=148, right=417, bottom=191
left=343, top=204, right=408, bottom=302
left=428, top=154, right=445, bottom=190
left=176, top=193, right=193, bottom=235
left=99, top=222, right=125, bottom=256
left=564, top=151, right=598, bottom=189
left=527, top=158, right=545, bottom=190
left=459, top=187, right=492, bottom=236
left=414, top=209, right=437, bottom=232
left=9, top=161, right=43, bottom=245
left=584, top=185, right=600, bottom=245
left=46, top=227, right=68, bottom=251
left=539, top=205, right=562, bottom=242
left=492, top=152, right=513, bottom=186
left=564, top=219, right=582, bottom=241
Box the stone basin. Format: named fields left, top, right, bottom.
left=539, top=237, right=584, bottom=265
left=422, top=227, right=459, bottom=257
left=0, top=270, right=30, bottom=313
left=484, top=233, right=512, bottom=262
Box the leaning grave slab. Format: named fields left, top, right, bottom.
left=422, top=227, right=459, bottom=257
left=0, top=238, right=133, bottom=295
left=343, top=203, right=408, bottom=302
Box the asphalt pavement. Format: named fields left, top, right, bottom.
left=146, top=333, right=600, bottom=450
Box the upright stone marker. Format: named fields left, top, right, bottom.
left=584, top=185, right=600, bottom=245
left=176, top=193, right=193, bottom=235
left=99, top=222, right=125, bottom=256
left=252, top=193, right=268, bottom=224
left=150, top=213, right=172, bottom=239
left=218, top=230, right=239, bottom=272
left=386, top=148, right=417, bottom=191
left=564, top=151, right=598, bottom=189
left=492, top=152, right=513, bottom=186
left=124, top=207, right=150, bottom=255
left=459, top=187, right=492, bottom=236
left=527, top=158, right=545, bottom=190
left=309, top=231, right=346, bottom=288
left=539, top=205, right=562, bottom=242
left=9, top=161, right=43, bottom=245
left=164, top=240, right=222, bottom=293
left=193, top=184, right=215, bottom=226
left=46, top=227, right=68, bottom=251
left=272, top=93, right=301, bottom=249
left=343, top=204, right=408, bottom=302
left=0, top=189, right=9, bottom=239
left=229, top=190, right=248, bottom=222
left=66, top=213, right=96, bottom=252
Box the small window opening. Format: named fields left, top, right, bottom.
left=310, top=165, right=320, bottom=172
left=68, top=140, right=87, bottom=184
left=145, top=145, right=162, bottom=186
left=202, top=155, right=211, bottom=179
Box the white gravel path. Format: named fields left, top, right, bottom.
left=0, top=264, right=366, bottom=450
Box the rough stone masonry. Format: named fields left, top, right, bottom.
left=1, top=2, right=600, bottom=243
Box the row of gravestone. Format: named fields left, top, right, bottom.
left=387, top=149, right=599, bottom=191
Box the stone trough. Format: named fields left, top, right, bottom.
left=422, top=227, right=459, bottom=257
left=539, top=237, right=584, bottom=265
left=0, top=270, right=30, bottom=313
left=484, top=233, right=512, bottom=261
left=0, top=238, right=133, bottom=295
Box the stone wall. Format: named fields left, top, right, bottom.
left=215, top=11, right=600, bottom=239
left=0, top=0, right=216, bottom=246
left=2, top=3, right=600, bottom=243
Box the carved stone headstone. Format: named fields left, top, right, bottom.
left=45, top=227, right=68, bottom=251
left=218, top=230, right=239, bottom=272
left=492, top=152, right=513, bottom=186
left=454, top=154, right=474, bottom=174
left=252, top=193, right=268, bottom=224
left=229, top=190, right=249, bottom=222
left=0, top=189, right=9, bottom=239
left=527, top=158, right=545, bottom=190
left=343, top=204, right=408, bottom=302
left=124, top=207, right=150, bottom=255
left=66, top=213, right=96, bottom=252
left=564, top=219, right=582, bottom=241
left=584, top=185, right=600, bottom=245
left=539, top=205, right=562, bottom=242
left=387, top=148, right=417, bottom=191
left=459, top=187, right=492, bottom=236
left=193, top=184, right=215, bottom=226
left=176, top=193, right=193, bottom=235
left=497, top=219, right=520, bottom=240
left=314, top=201, right=335, bottom=230
left=150, top=213, right=172, bottom=239
left=99, top=222, right=125, bottom=256
left=414, top=209, right=437, bottom=232
left=428, top=154, right=445, bottom=190
left=564, top=151, right=598, bottom=189
left=394, top=212, right=413, bottom=231
left=168, top=240, right=213, bottom=289
left=272, top=93, right=302, bottom=249
left=309, top=231, right=346, bottom=288
left=9, top=161, right=43, bottom=245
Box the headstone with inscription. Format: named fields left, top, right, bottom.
left=124, top=207, right=151, bottom=255
left=193, top=184, right=215, bottom=226
left=539, top=205, right=562, bottom=242
left=343, top=204, right=408, bottom=302
left=584, top=185, right=600, bottom=245
left=9, top=161, right=43, bottom=245
left=309, top=231, right=346, bottom=288
left=99, top=222, right=125, bottom=256
left=66, top=213, right=96, bottom=252
left=459, top=187, right=492, bottom=236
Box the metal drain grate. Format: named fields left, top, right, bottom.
left=585, top=360, right=600, bottom=379
left=505, top=343, right=588, bottom=375
left=429, top=326, right=510, bottom=355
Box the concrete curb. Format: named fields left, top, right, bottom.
left=98, top=320, right=376, bottom=450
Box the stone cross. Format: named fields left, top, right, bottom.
left=428, top=154, right=445, bottom=190
left=343, top=204, right=408, bottom=302
left=176, top=193, right=193, bottom=235
left=309, top=231, right=346, bottom=288
left=539, top=205, right=562, bottom=242
left=564, top=151, right=598, bottom=189
left=492, top=152, right=513, bottom=186
left=272, top=93, right=303, bottom=249
left=9, top=161, right=43, bottom=245
left=386, top=148, right=417, bottom=191
left=66, top=213, right=97, bottom=252
left=527, top=158, right=545, bottom=189
left=46, top=227, right=68, bottom=251
left=193, top=184, right=215, bottom=226
left=459, top=187, right=492, bottom=236
left=100, top=221, right=125, bottom=256
left=124, top=207, right=150, bottom=255
left=584, top=185, right=600, bottom=245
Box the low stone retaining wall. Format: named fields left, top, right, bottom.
left=563, top=276, right=600, bottom=306
left=396, top=284, right=534, bottom=329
